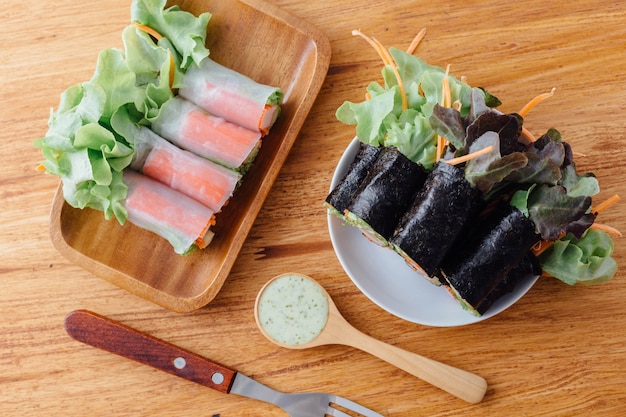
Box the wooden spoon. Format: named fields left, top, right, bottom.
left=254, top=273, right=488, bottom=404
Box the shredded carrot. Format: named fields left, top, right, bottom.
left=519, top=88, right=556, bottom=118
left=352, top=30, right=408, bottom=110
left=168, top=53, right=176, bottom=88
left=36, top=164, right=46, bottom=172
left=435, top=65, right=453, bottom=161
left=444, top=145, right=495, bottom=165
left=590, top=223, right=622, bottom=237
left=352, top=29, right=391, bottom=66
left=520, top=127, right=537, bottom=143
left=133, top=22, right=163, bottom=40
left=531, top=240, right=551, bottom=256
left=133, top=22, right=176, bottom=88
left=593, top=194, right=620, bottom=214
left=406, top=28, right=427, bottom=55
left=442, top=64, right=452, bottom=108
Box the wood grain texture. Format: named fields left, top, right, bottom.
left=2, top=0, right=626, bottom=416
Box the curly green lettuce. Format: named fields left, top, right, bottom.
left=335, top=45, right=493, bottom=170
left=539, top=229, right=618, bottom=285
left=34, top=0, right=212, bottom=223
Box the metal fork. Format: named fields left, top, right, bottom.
left=64, top=310, right=383, bottom=417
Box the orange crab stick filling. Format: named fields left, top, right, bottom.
left=131, top=127, right=240, bottom=212
left=184, top=106, right=262, bottom=167
left=123, top=170, right=216, bottom=253
left=152, top=97, right=262, bottom=170
left=179, top=57, right=282, bottom=135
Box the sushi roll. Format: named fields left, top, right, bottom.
left=324, top=142, right=382, bottom=219
left=123, top=170, right=216, bottom=255
left=472, top=252, right=541, bottom=315
left=131, top=125, right=241, bottom=213
left=344, top=147, right=429, bottom=246
left=179, top=58, right=283, bottom=135
left=151, top=97, right=263, bottom=171
left=439, top=202, right=542, bottom=315
left=389, top=161, right=484, bottom=282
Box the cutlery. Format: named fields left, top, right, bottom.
left=255, top=273, right=488, bottom=403
left=64, top=309, right=383, bottom=417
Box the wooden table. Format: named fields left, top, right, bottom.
left=2, top=0, right=625, bottom=415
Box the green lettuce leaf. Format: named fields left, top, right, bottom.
left=35, top=0, right=214, bottom=224
left=336, top=87, right=397, bottom=145
left=336, top=46, right=494, bottom=168
left=131, top=0, right=211, bottom=70
left=539, top=229, right=618, bottom=285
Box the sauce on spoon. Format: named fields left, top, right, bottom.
left=256, top=273, right=328, bottom=346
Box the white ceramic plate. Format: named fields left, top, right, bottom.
left=327, top=138, right=538, bottom=327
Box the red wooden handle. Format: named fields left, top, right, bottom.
left=64, top=310, right=237, bottom=393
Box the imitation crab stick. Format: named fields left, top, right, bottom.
left=131, top=126, right=241, bottom=212
left=151, top=97, right=262, bottom=171
left=123, top=170, right=216, bottom=254
left=179, top=58, right=283, bottom=135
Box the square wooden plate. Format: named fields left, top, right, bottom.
left=49, top=0, right=331, bottom=312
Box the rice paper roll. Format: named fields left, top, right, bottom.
left=389, top=161, right=483, bottom=282
left=151, top=97, right=262, bottom=171
left=324, top=142, right=382, bottom=219
left=179, top=58, right=283, bottom=135
left=131, top=126, right=241, bottom=212
left=440, top=202, right=541, bottom=315
left=123, top=170, right=216, bottom=255
left=344, top=147, right=429, bottom=245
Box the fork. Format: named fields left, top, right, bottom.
left=64, top=310, right=383, bottom=417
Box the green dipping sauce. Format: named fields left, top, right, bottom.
left=257, top=274, right=329, bottom=346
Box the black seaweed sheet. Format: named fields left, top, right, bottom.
left=325, top=142, right=381, bottom=216
left=345, top=146, right=429, bottom=240
left=474, top=252, right=541, bottom=315
left=389, top=161, right=484, bottom=278
left=440, top=202, right=541, bottom=312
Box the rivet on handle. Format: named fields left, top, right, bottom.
left=173, top=357, right=187, bottom=369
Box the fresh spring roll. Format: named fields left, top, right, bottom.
left=131, top=126, right=241, bottom=213
left=151, top=97, right=262, bottom=171
left=179, top=57, right=283, bottom=135
left=344, top=147, right=429, bottom=246
left=123, top=170, right=216, bottom=255
left=439, top=202, right=541, bottom=316
left=324, top=142, right=382, bottom=219
left=389, top=161, right=484, bottom=282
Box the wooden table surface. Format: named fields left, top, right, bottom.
left=2, top=0, right=625, bottom=415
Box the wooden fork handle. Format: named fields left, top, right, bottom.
left=64, top=310, right=237, bottom=393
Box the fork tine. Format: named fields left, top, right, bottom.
left=328, top=395, right=385, bottom=417
left=326, top=408, right=356, bottom=417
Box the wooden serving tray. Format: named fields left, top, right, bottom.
left=49, top=0, right=331, bottom=312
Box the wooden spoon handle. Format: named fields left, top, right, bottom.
left=64, top=310, right=237, bottom=393
left=351, top=330, right=487, bottom=403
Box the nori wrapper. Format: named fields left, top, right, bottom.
left=344, top=146, right=429, bottom=242
left=389, top=161, right=484, bottom=278
left=440, top=202, right=541, bottom=313
left=474, top=252, right=541, bottom=315
left=325, top=142, right=381, bottom=217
